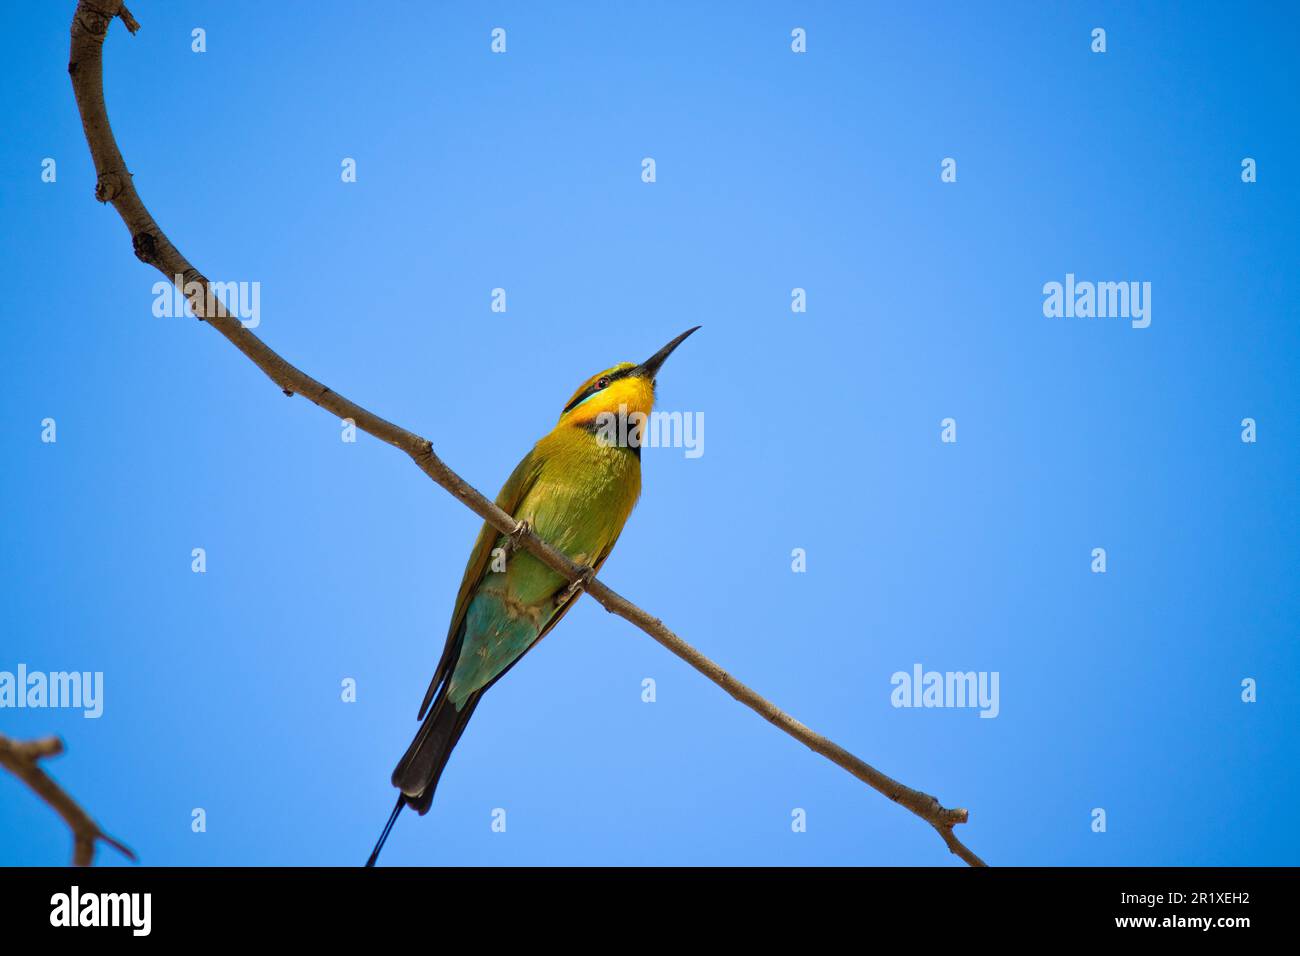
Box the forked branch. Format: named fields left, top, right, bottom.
left=0, top=734, right=135, bottom=866
left=66, top=1, right=985, bottom=867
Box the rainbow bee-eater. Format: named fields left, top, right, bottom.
left=366, top=326, right=700, bottom=865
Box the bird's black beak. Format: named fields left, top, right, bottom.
left=638, top=326, right=700, bottom=379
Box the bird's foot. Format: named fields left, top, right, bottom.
left=558, top=565, right=595, bottom=606
left=505, top=520, right=530, bottom=553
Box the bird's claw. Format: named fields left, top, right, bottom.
left=559, top=565, right=595, bottom=605
left=506, top=520, right=530, bottom=553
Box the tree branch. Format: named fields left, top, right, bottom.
left=0, top=734, right=135, bottom=866
left=67, top=1, right=986, bottom=867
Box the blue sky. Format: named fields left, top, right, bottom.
left=1, top=1, right=1296, bottom=866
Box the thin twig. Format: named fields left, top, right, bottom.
left=0, top=734, right=135, bottom=866
left=66, top=1, right=986, bottom=867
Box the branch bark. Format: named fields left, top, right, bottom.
left=0, top=734, right=135, bottom=866
left=67, top=1, right=986, bottom=867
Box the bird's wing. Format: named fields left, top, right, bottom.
left=527, top=534, right=620, bottom=646
left=416, top=445, right=543, bottom=719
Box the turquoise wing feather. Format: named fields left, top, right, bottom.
left=416, top=447, right=543, bottom=720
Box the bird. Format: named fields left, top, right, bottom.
left=366, top=326, right=700, bottom=866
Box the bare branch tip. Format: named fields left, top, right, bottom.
left=21, top=737, right=66, bottom=760
left=942, top=806, right=970, bottom=827
left=0, top=733, right=134, bottom=866
left=99, top=831, right=137, bottom=862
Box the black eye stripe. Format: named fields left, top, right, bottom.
left=562, top=384, right=602, bottom=414
left=561, top=367, right=638, bottom=414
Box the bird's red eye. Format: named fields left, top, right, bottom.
left=597, top=377, right=610, bottom=389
